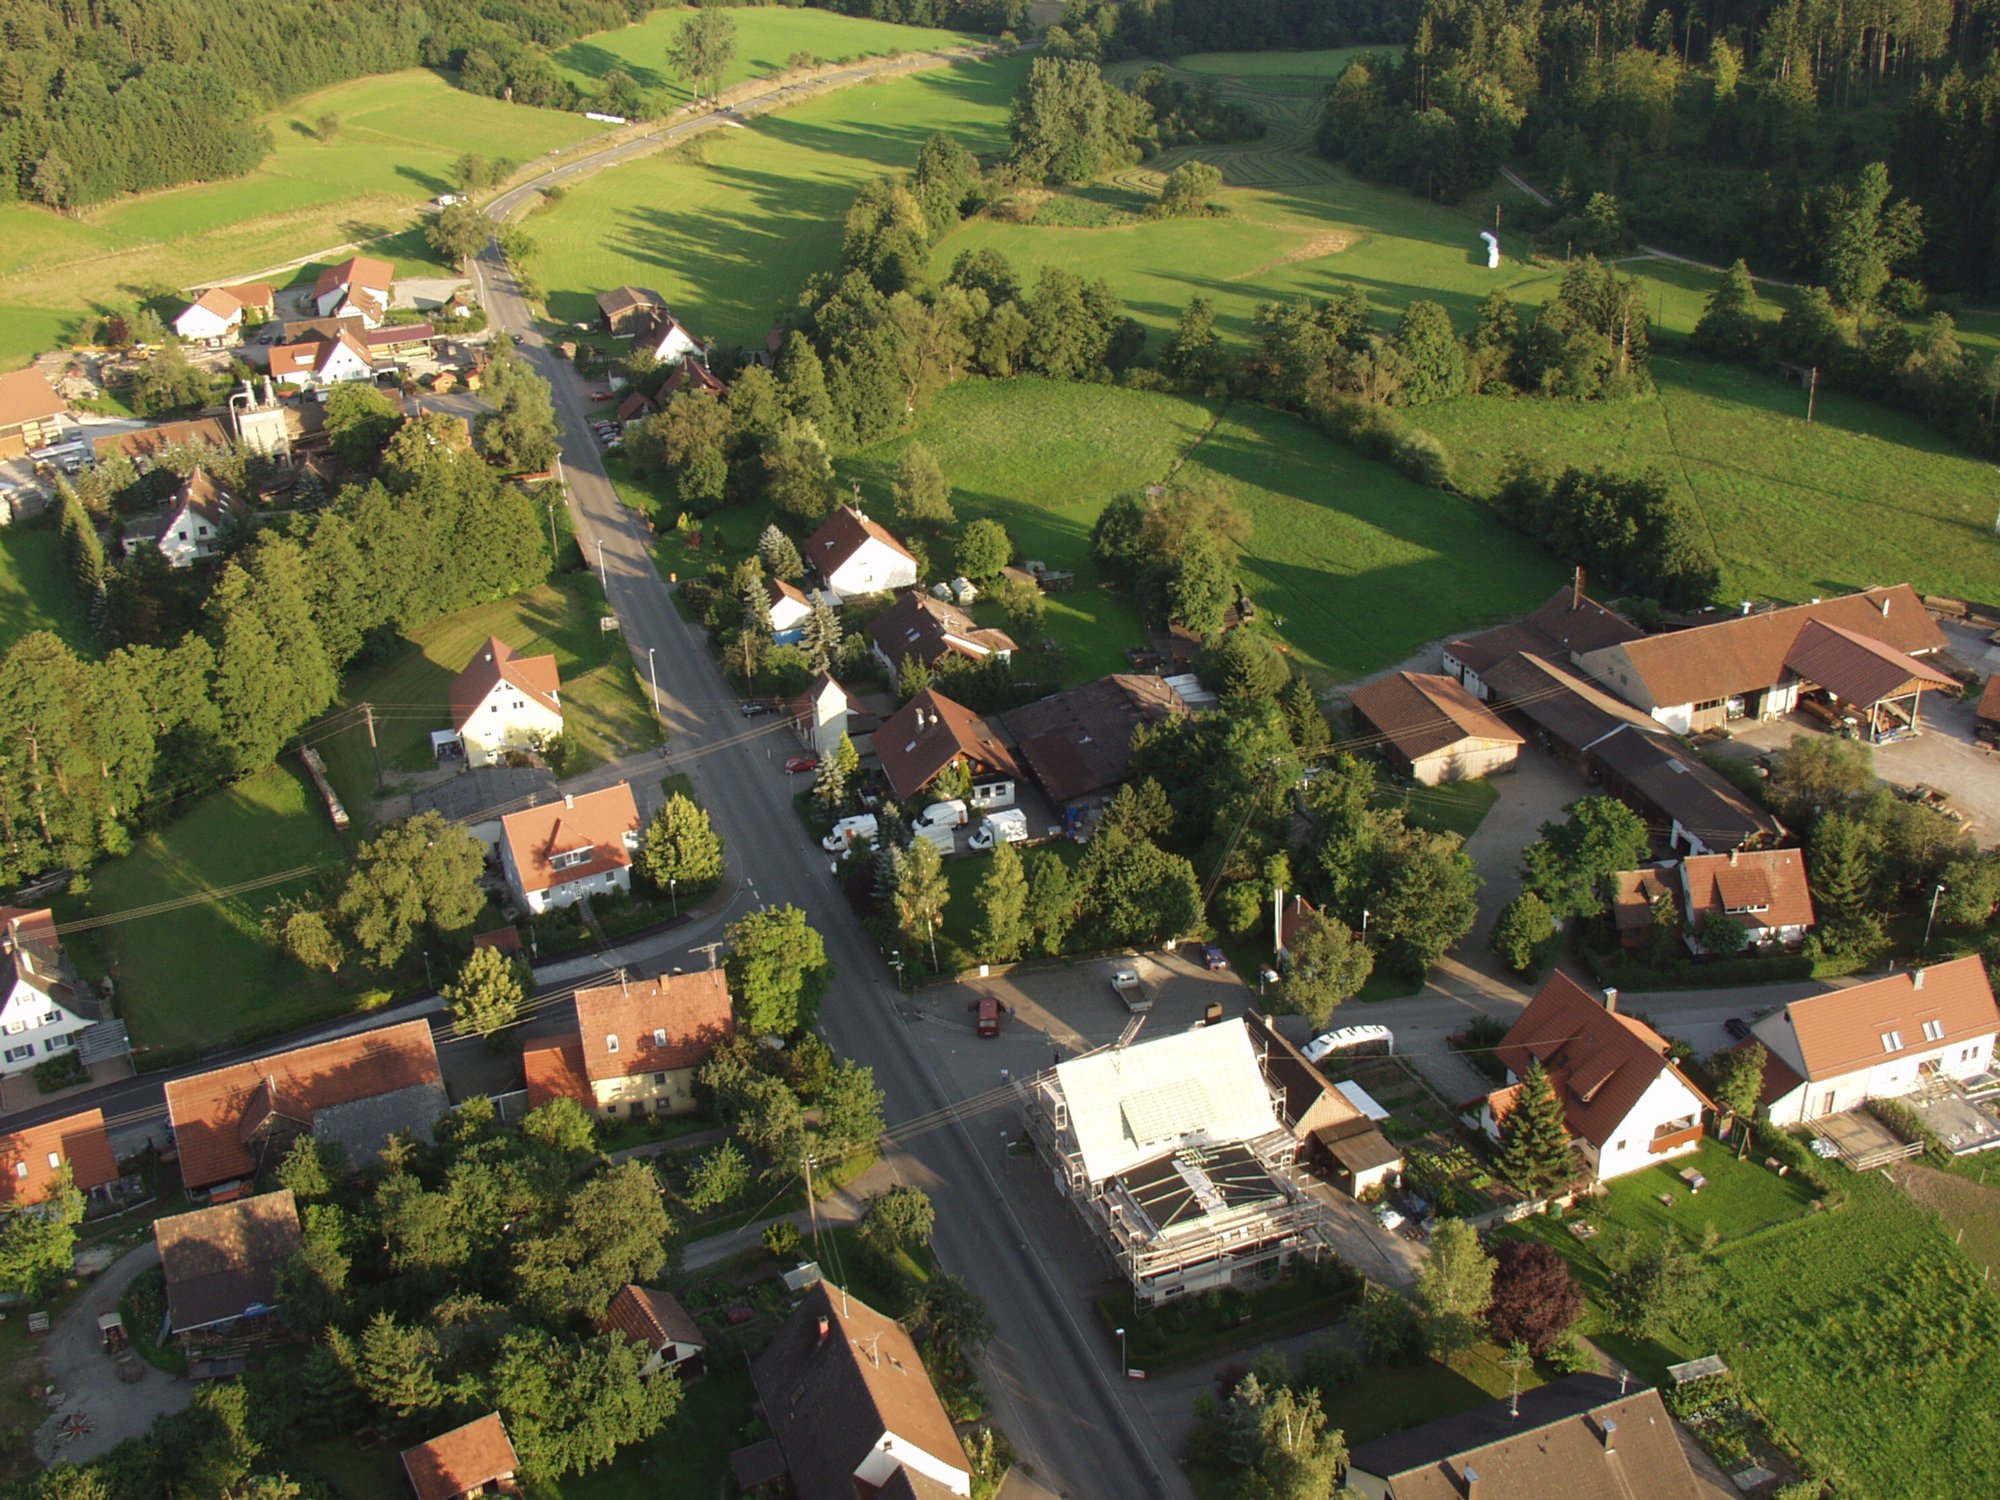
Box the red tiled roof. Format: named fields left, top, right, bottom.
left=1351, top=672, right=1524, bottom=763
left=1587, top=585, right=1946, bottom=709
left=1494, top=972, right=1713, bottom=1151
left=1770, top=955, right=2000, bottom=1080
left=163, top=1020, right=442, bottom=1190
left=1682, top=849, right=1814, bottom=935
left=1608, top=867, right=1674, bottom=934
left=0, top=1109, right=117, bottom=1207
left=499, top=783, right=640, bottom=896
left=768, top=576, right=811, bottom=612
left=604, top=1283, right=704, bottom=1352
left=805, top=505, right=915, bottom=579
left=154, top=1189, right=302, bottom=1332
left=874, top=687, right=1019, bottom=802
left=448, top=636, right=561, bottom=731
left=225, top=282, right=275, bottom=312
left=268, top=342, right=318, bottom=378
left=185, top=287, right=243, bottom=321
left=867, top=591, right=1017, bottom=676
left=313, top=255, right=394, bottom=301
left=573, top=970, right=733, bottom=1083
left=1980, top=674, right=2000, bottom=728
left=616, top=390, right=656, bottom=423
left=0, top=368, right=64, bottom=430
left=1448, top=584, right=1643, bottom=676
left=471, top=927, right=522, bottom=956
left=522, top=1037, right=591, bottom=1110
left=1783, top=617, right=1954, bottom=707
left=401, top=1413, right=518, bottom=1500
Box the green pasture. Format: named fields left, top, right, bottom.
left=315, top=571, right=655, bottom=810
left=1173, top=48, right=1378, bottom=79
left=0, top=524, right=92, bottom=656
left=1507, top=1145, right=2000, bottom=1498
left=1420, top=353, right=2000, bottom=604
left=556, top=4, right=984, bottom=109
left=0, top=70, right=605, bottom=369
left=522, top=53, right=1028, bottom=341
left=56, top=763, right=370, bottom=1053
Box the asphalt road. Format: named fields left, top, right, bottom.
left=469, top=64, right=1182, bottom=1500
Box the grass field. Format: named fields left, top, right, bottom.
left=315, top=570, right=656, bottom=810
left=1508, top=1144, right=2000, bottom=1498
left=555, top=4, right=983, bottom=110
left=0, top=71, right=609, bottom=369
left=1174, top=48, right=1377, bottom=79
left=523, top=52, right=1028, bottom=340
left=0, top=524, right=92, bottom=656
left=56, top=763, right=371, bottom=1053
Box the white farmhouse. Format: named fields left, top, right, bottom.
left=123, top=468, right=235, bottom=568
left=804, top=505, right=919, bottom=600
left=498, top=784, right=641, bottom=915
left=312, top=255, right=395, bottom=326
left=1482, top=972, right=1713, bottom=1181
left=445, top=637, right=563, bottom=766
left=172, top=288, right=244, bottom=345
left=634, top=309, right=702, bottom=365
left=766, top=576, right=813, bottom=642
left=270, top=328, right=374, bottom=389
left=0, top=908, right=101, bottom=1078
left=1753, top=955, right=2000, bottom=1126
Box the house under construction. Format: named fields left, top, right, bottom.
left=1019, top=1018, right=1333, bottom=1306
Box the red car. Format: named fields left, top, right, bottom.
left=591, top=390, right=616, bottom=402
left=784, top=756, right=819, bottom=775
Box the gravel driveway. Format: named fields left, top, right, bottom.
left=32, top=1241, right=187, bottom=1466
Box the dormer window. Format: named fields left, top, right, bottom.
left=1881, top=1030, right=1904, bottom=1053
left=606, top=1034, right=620, bottom=1054
left=1922, top=1019, right=1946, bottom=1043
left=551, top=846, right=592, bottom=871
left=653, top=1028, right=666, bottom=1047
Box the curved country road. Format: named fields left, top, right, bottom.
left=474, top=50, right=1186, bottom=1500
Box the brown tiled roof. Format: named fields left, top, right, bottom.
left=363, top=322, right=435, bottom=347
left=401, top=1412, right=518, bottom=1500
left=999, top=674, right=1187, bottom=807
left=616, top=390, right=656, bottom=423
left=324, top=327, right=375, bottom=372
left=806, top=505, right=915, bottom=580
left=868, top=591, right=1016, bottom=676
left=751, top=1283, right=968, bottom=1500
left=1588, top=585, right=1945, bottom=709
left=791, top=672, right=849, bottom=721
left=1494, top=973, right=1713, bottom=1152
left=92, top=416, right=232, bottom=464
left=1351, top=672, right=1524, bottom=763
left=279, top=316, right=367, bottom=344
left=1769, top=955, right=2000, bottom=1080
left=605, top=1284, right=705, bottom=1352
left=0, top=368, right=64, bottom=430
left=1608, top=867, right=1674, bottom=934
left=1590, top=726, right=1780, bottom=851
left=1980, top=674, right=2000, bottom=728
left=768, top=576, right=811, bottom=612
left=164, top=1020, right=442, bottom=1190
left=1348, top=1376, right=1702, bottom=1499
left=876, top=1471, right=965, bottom=1500
left=1246, top=1011, right=1365, bottom=1136
left=1783, top=618, right=1953, bottom=706
left=186, top=287, right=243, bottom=321
left=153, top=1190, right=301, bottom=1333
left=471, top=927, right=522, bottom=956
left=448, top=636, right=561, bottom=731
left=596, top=286, right=666, bottom=320
left=1482, top=651, right=1654, bottom=751
left=522, top=1037, right=591, bottom=1109
left=1682, top=849, right=1814, bottom=934
left=225, top=282, right=275, bottom=312
left=573, top=970, right=733, bottom=1082
left=313, top=255, right=394, bottom=301
left=498, top=783, right=640, bottom=896
left=0, top=905, right=89, bottom=1016
left=0, top=1109, right=117, bottom=1207
left=178, top=466, right=235, bottom=529
left=663, top=358, right=725, bottom=395
left=874, top=687, right=1019, bottom=802
left=1448, top=584, right=1642, bottom=676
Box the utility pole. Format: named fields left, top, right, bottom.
left=1806, top=366, right=1818, bottom=425
left=689, top=939, right=725, bottom=970
left=363, top=702, right=383, bottom=789
left=804, top=1152, right=819, bottom=1256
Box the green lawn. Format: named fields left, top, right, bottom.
left=555, top=5, right=985, bottom=110
left=0, top=71, right=610, bottom=369
left=316, top=571, right=654, bottom=811
left=1095, top=1263, right=1361, bottom=1373
left=1377, top=773, right=1499, bottom=841
left=0, top=524, right=92, bottom=655
left=1317, top=1338, right=1547, bottom=1447
left=1508, top=1145, right=2000, bottom=1498
left=530, top=1368, right=759, bottom=1500
left=523, top=52, right=1029, bottom=342
left=55, top=762, right=373, bottom=1053
left=1173, top=48, right=1379, bottom=79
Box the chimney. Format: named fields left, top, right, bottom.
left=816, top=1316, right=831, bottom=1343
left=1273, top=885, right=1283, bottom=955
left=1729, top=848, right=1738, bottom=866
left=1880, top=595, right=1892, bottom=617
left=1571, top=565, right=1583, bottom=610
left=563, top=793, right=575, bottom=809
left=1458, top=1464, right=1482, bottom=1498
left=1602, top=987, right=1619, bottom=1013
left=1599, top=1417, right=1618, bottom=1453
left=1740, top=600, right=1753, bottom=616
left=1914, top=967, right=1926, bottom=991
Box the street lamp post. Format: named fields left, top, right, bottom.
left=1925, top=881, right=1948, bottom=950
left=1361, top=908, right=1371, bottom=941
left=596, top=536, right=607, bottom=590
left=647, top=646, right=661, bottom=734
left=670, top=875, right=678, bottom=917
left=889, top=951, right=905, bottom=991
left=1115, top=1327, right=1127, bottom=1376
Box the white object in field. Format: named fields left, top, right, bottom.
left=1480, top=231, right=1501, bottom=269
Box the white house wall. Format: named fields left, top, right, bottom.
left=0, top=978, right=93, bottom=1076
left=459, top=684, right=564, bottom=766
left=1763, top=1034, right=1996, bottom=1126
left=829, top=540, right=918, bottom=598
left=1593, top=1070, right=1706, bottom=1179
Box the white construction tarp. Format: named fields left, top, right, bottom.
left=1055, top=1019, right=1282, bottom=1184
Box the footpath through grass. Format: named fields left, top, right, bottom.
left=1507, top=1141, right=2000, bottom=1498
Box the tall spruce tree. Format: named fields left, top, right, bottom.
left=972, top=839, right=1030, bottom=963
left=1498, top=1058, right=1574, bottom=1192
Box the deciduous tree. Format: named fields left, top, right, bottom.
left=1488, top=891, right=1556, bottom=975
left=665, top=6, right=738, bottom=101
left=442, top=944, right=527, bottom=1038
left=493, top=1327, right=680, bottom=1480
left=337, top=812, right=486, bottom=966
left=727, top=905, right=832, bottom=1034
left=1283, top=912, right=1373, bottom=1026
left=972, top=838, right=1030, bottom=962
left=0, top=1165, right=83, bottom=1295
left=1415, top=1218, right=1495, bottom=1357
left=640, top=792, right=725, bottom=891
left=1486, top=1239, right=1583, bottom=1355
left=1520, top=796, right=1648, bottom=920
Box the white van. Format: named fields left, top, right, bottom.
left=969, top=809, right=1028, bottom=850
left=821, top=813, right=879, bottom=853
left=918, top=799, right=969, bottom=830
left=913, top=821, right=956, bottom=856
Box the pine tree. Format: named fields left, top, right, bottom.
left=833, top=732, right=861, bottom=780
left=800, top=598, right=841, bottom=674
left=442, top=945, right=528, bottom=1039
left=640, top=793, right=726, bottom=890
left=57, top=482, right=105, bottom=606
left=1690, top=259, right=1763, bottom=363
left=356, top=1311, right=443, bottom=1419
left=972, top=839, right=1030, bottom=962
left=758, top=523, right=803, bottom=582
left=1498, top=1058, right=1574, bottom=1192
left=812, top=755, right=848, bottom=814
left=208, top=539, right=337, bottom=776
left=1810, top=811, right=1883, bottom=955
left=776, top=331, right=834, bottom=430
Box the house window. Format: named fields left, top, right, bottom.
left=1922, top=1019, right=1946, bottom=1043
left=3, top=1044, right=32, bottom=1063
left=41, top=1011, right=60, bottom=1028
left=11, top=1162, right=25, bottom=1178
left=653, top=1028, right=666, bottom=1047
left=45, top=1151, right=59, bottom=1170
left=1881, top=1030, right=1904, bottom=1053
left=606, top=1034, right=620, bottom=1054
left=1616, top=1139, right=1628, bottom=1152
left=45, top=1033, right=71, bottom=1051
left=653, top=1072, right=666, bottom=1086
